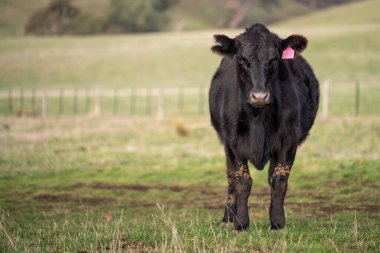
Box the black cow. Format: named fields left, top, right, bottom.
left=209, top=23, right=319, bottom=232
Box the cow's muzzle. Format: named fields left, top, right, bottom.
left=248, top=92, right=270, bottom=107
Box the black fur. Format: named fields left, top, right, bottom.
left=209, top=23, right=319, bottom=231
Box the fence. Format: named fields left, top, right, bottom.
left=0, top=86, right=208, bottom=117
left=0, top=81, right=378, bottom=117
left=319, top=80, right=379, bottom=118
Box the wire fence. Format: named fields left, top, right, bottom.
left=0, top=86, right=208, bottom=118
left=0, top=81, right=378, bottom=118
left=320, top=80, right=379, bottom=117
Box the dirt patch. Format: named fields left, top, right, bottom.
left=154, top=194, right=380, bottom=217
left=34, top=194, right=117, bottom=206
left=92, top=182, right=151, bottom=192
left=70, top=182, right=86, bottom=189
left=90, top=182, right=191, bottom=193
left=285, top=201, right=380, bottom=217
left=62, top=182, right=380, bottom=217
left=128, top=200, right=156, bottom=208
left=164, top=185, right=186, bottom=192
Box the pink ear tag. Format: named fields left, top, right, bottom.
left=282, top=46, right=295, bottom=59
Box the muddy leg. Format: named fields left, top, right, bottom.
left=221, top=146, right=252, bottom=231
left=268, top=163, right=291, bottom=230
left=232, top=163, right=252, bottom=231
left=221, top=177, right=237, bottom=225
left=221, top=146, right=238, bottom=226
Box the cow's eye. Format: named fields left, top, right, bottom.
left=265, top=59, right=277, bottom=71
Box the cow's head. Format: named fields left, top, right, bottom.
left=211, top=23, right=307, bottom=108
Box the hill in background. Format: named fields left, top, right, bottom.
left=0, top=0, right=361, bottom=36
left=0, top=0, right=379, bottom=90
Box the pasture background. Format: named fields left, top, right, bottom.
left=0, top=0, right=355, bottom=36
left=1, top=0, right=380, bottom=252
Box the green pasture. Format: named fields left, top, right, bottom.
left=1, top=0, right=380, bottom=252
left=1, top=24, right=379, bottom=89
left=0, top=116, right=379, bottom=252
left=0, top=1, right=380, bottom=90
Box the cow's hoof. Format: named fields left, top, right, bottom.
left=220, top=222, right=233, bottom=227
left=270, top=223, right=285, bottom=230
left=233, top=225, right=248, bottom=233
left=232, top=228, right=247, bottom=234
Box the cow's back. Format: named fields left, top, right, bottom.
left=289, top=57, right=319, bottom=143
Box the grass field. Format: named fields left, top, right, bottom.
left=0, top=116, right=379, bottom=252
left=1, top=23, right=379, bottom=89
left=1, top=0, right=380, bottom=252
left=0, top=1, right=380, bottom=90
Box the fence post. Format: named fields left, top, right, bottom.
left=157, top=87, right=165, bottom=119
left=322, top=80, right=330, bottom=119
left=355, top=80, right=360, bottom=116
left=73, top=88, right=78, bottom=114
left=113, top=88, right=118, bottom=115
left=8, top=88, right=13, bottom=114
left=145, top=87, right=151, bottom=115
left=20, top=89, right=24, bottom=115
left=31, top=89, right=36, bottom=114
left=85, top=88, right=90, bottom=114
left=177, top=86, right=183, bottom=114
left=94, top=88, right=101, bottom=115
left=130, top=88, right=136, bottom=115
left=59, top=88, right=64, bottom=115
left=42, top=90, right=48, bottom=117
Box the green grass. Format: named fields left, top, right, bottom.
left=1, top=23, right=380, bottom=89
left=0, top=32, right=216, bottom=89
left=275, top=0, right=380, bottom=27
left=0, top=116, right=379, bottom=252
left=1, top=1, right=380, bottom=252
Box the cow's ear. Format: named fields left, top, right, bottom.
left=282, top=35, right=308, bottom=54
left=211, top=34, right=237, bottom=57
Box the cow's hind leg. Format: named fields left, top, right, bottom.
left=268, top=161, right=291, bottom=230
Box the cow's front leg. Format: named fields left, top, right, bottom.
left=221, top=172, right=237, bottom=226
left=269, top=163, right=291, bottom=230
left=231, top=163, right=252, bottom=232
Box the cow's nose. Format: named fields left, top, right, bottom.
left=249, top=92, right=270, bottom=107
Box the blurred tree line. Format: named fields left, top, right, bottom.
left=25, top=0, right=178, bottom=35
left=25, top=0, right=359, bottom=35
left=221, top=0, right=357, bottom=28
